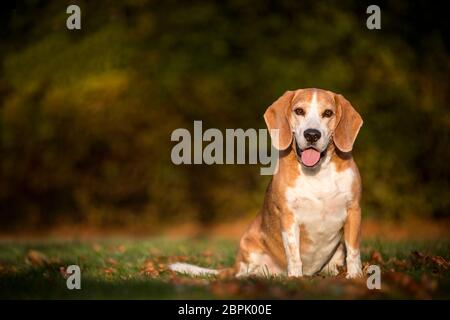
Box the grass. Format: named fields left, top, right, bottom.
left=0, top=237, right=449, bottom=299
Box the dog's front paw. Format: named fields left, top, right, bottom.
left=346, top=249, right=363, bottom=279
left=346, top=269, right=363, bottom=279
left=287, top=263, right=303, bottom=278
left=288, top=270, right=303, bottom=278
left=346, top=262, right=363, bottom=279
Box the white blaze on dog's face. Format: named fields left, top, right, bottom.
left=288, top=89, right=338, bottom=167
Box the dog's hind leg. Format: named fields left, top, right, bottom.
left=235, top=217, right=284, bottom=278
left=236, top=251, right=284, bottom=278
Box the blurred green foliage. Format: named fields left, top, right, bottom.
left=0, top=1, right=448, bottom=229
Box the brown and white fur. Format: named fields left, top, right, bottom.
left=170, top=88, right=364, bottom=279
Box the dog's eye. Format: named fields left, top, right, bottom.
left=322, top=109, right=333, bottom=118
left=294, top=108, right=305, bottom=116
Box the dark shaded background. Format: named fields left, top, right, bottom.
left=0, top=0, right=448, bottom=230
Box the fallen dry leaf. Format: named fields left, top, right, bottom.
left=387, top=257, right=410, bottom=269
left=409, top=251, right=450, bottom=272
left=157, top=263, right=166, bottom=272
left=60, top=266, right=69, bottom=279
left=370, top=250, right=384, bottom=264
left=103, top=267, right=115, bottom=275
left=362, top=261, right=371, bottom=274
left=427, top=256, right=449, bottom=270
left=410, top=251, right=426, bottom=266
left=26, top=250, right=50, bottom=267
left=167, top=255, right=189, bottom=264
left=0, top=262, right=18, bottom=275
left=140, top=260, right=159, bottom=277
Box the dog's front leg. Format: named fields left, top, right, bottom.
left=281, top=217, right=302, bottom=277
left=344, top=203, right=363, bottom=279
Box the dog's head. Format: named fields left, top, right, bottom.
left=264, top=88, right=363, bottom=168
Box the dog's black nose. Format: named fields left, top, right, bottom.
left=304, top=129, right=321, bottom=143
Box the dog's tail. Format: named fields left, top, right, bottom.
left=169, top=262, right=219, bottom=276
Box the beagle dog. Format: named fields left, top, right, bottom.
left=170, top=88, right=364, bottom=279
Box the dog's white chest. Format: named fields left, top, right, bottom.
left=285, top=163, right=354, bottom=275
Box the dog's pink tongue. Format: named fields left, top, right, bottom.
left=301, top=149, right=321, bottom=167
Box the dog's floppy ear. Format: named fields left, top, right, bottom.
left=333, top=94, right=363, bottom=152
left=264, top=91, right=294, bottom=150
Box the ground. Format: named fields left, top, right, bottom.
left=1, top=236, right=449, bottom=299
